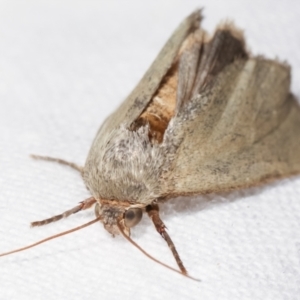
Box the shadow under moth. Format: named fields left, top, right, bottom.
left=1, top=10, right=300, bottom=280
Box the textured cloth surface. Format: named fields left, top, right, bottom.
left=1, top=1, right=300, bottom=299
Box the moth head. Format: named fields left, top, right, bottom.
left=95, top=201, right=143, bottom=236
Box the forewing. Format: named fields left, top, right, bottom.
left=97, top=10, right=202, bottom=137
left=162, top=57, right=300, bottom=197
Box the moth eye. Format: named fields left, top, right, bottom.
left=124, top=208, right=143, bottom=228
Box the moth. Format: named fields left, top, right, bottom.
left=1, top=10, right=300, bottom=279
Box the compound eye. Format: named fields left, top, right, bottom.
left=124, top=208, right=143, bottom=228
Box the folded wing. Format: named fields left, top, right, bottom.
left=162, top=26, right=300, bottom=197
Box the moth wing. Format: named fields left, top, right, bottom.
left=84, top=10, right=203, bottom=200
left=97, top=10, right=202, bottom=136
left=162, top=56, right=300, bottom=197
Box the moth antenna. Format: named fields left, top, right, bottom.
left=117, top=222, right=200, bottom=282
left=30, top=154, right=83, bottom=174
left=31, top=197, right=96, bottom=227
left=0, top=217, right=100, bottom=258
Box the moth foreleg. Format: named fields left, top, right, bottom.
left=31, top=197, right=96, bottom=227
left=146, top=204, right=187, bottom=274
left=30, top=154, right=83, bottom=174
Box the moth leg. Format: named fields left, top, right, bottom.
left=30, top=154, right=83, bottom=174
left=31, top=197, right=96, bottom=227
left=146, top=204, right=187, bottom=274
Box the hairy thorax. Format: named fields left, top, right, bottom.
left=83, top=125, right=166, bottom=205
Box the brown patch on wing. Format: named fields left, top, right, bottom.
left=133, top=62, right=179, bottom=143
left=130, top=32, right=204, bottom=143
left=131, top=23, right=247, bottom=144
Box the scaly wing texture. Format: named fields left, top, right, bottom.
left=162, top=49, right=300, bottom=197
left=94, top=10, right=202, bottom=138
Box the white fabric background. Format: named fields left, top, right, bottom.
left=1, top=1, right=300, bottom=299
